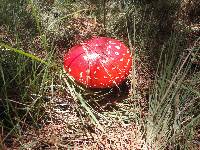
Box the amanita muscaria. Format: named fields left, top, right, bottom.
left=64, top=36, right=132, bottom=88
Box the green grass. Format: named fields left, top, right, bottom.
left=146, top=35, right=200, bottom=149
left=0, top=0, right=200, bottom=149
left=0, top=0, right=53, bottom=142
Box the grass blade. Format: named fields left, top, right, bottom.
left=0, top=43, right=48, bottom=65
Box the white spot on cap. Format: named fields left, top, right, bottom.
left=120, top=58, right=123, bottom=61
left=109, top=41, right=115, bottom=44
left=115, top=46, right=120, bottom=49
left=108, top=45, right=111, bottom=48
left=68, top=68, right=71, bottom=72
left=82, top=81, right=86, bottom=84
left=97, top=67, right=100, bottom=70
left=102, top=58, right=109, bottom=63
left=86, top=76, right=91, bottom=79
left=127, top=59, right=131, bottom=65
left=115, top=77, right=120, bottom=79
left=86, top=69, right=90, bottom=74
left=115, top=52, right=119, bottom=55
left=94, top=71, right=97, bottom=74
left=80, top=72, right=83, bottom=78
left=112, top=67, right=116, bottom=70
left=83, top=53, right=100, bottom=60
left=103, top=76, right=108, bottom=79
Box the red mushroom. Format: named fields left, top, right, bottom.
left=64, top=36, right=132, bottom=88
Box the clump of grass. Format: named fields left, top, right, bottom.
left=0, top=0, right=55, bottom=145
left=145, top=35, right=200, bottom=149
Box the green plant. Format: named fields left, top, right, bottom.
left=0, top=0, right=54, bottom=143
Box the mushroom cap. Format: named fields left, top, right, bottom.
left=64, top=36, right=132, bottom=88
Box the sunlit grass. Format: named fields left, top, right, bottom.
left=146, top=36, right=200, bottom=149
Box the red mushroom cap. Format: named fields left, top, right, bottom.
left=64, top=36, right=132, bottom=88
